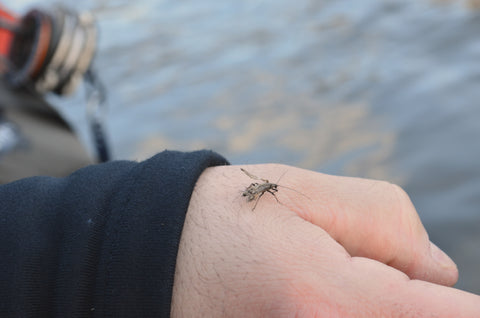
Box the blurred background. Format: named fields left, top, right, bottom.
left=7, top=0, right=480, bottom=294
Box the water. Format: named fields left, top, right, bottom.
left=8, top=0, right=480, bottom=293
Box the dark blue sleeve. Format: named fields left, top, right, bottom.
left=0, top=150, right=229, bottom=317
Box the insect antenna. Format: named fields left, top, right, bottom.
left=274, top=169, right=288, bottom=184
left=277, top=184, right=311, bottom=200
left=274, top=170, right=311, bottom=200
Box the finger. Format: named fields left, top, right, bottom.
left=339, top=256, right=480, bottom=317
left=306, top=171, right=457, bottom=286
left=270, top=214, right=479, bottom=317
left=241, top=164, right=458, bottom=286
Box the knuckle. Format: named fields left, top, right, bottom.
left=372, top=180, right=417, bottom=221
left=389, top=182, right=410, bottom=202
left=387, top=182, right=425, bottom=243
left=388, top=182, right=414, bottom=210
left=370, top=179, right=412, bottom=207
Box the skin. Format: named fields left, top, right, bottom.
left=171, top=164, right=480, bottom=317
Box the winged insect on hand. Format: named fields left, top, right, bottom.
left=240, top=168, right=308, bottom=210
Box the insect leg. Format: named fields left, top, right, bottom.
left=252, top=192, right=265, bottom=211
left=267, top=189, right=281, bottom=204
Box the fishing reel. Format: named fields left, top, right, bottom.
left=0, top=5, right=109, bottom=164
left=0, top=5, right=97, bottom=95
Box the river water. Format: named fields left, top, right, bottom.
left=10, top=0, right=480, bottom=293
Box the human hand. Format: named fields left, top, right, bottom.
left=171, top=164, right=480, bottom=317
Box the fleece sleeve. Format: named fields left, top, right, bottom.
left=0, top=150, right=229, bottom=317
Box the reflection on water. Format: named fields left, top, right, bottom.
left=9, top=0, right=480, bottom=293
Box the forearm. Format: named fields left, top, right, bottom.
left=0, top=150, right=228, bottom=316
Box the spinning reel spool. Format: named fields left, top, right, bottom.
left=2, top=6, right=97, bottom=96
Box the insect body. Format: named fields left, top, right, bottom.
left=241, top=168, right=282, bottom=210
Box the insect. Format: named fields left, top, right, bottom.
left=241, top=166, right=313, bottom=211
left=241, top=168, right=311, bottom=211
left=241, top=168, right=281, bottom=210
